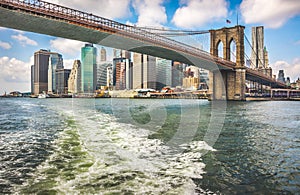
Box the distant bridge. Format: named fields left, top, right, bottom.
left=0, top=0, right=286, bottom=100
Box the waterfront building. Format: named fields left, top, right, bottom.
left=199, top=69, right=209, bottom=83
left=96, top=61, right=112, bottom=89
left=31, top=65, right=34, bottom=94
left=113, top=50, right=132, bottom=90
left=172, top=62, right=184, bottom=88
left=132, top=53, right=156, bottom=89
left=33, top=49, right=51, bottom=95
left=126, top=61, right=133, bottom=90
left=143, top=55, right=156, bottom=89
left=156, top=58, right=172, bottom=90
left=115, top=61, right=126, bottom=90
left=100, top=47, right=107, bottom=62
left=277, top=70, right=285, bottom=83
left=186, top=66, right=200, bottom=79
left=132, top=53, right=143, bottom=89
left=290, top=78, right=300, bottom=89
left=107, top=64, right=113, bottom=88
left=182, top=76, right=199, bottom=90
left=68, top=60, right=81, bottom=94
left=56, top=69, right=71, bottom=94
left=81, top=43, right=97, bottom=94
left=286, top=77, right=291, bottom=87
left=182, top=66, right=206, bottom=89
left=48, top=53, right=63, bottom=94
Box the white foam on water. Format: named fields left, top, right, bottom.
left=20, top=100, right=216, bottom=194
left=55, top=106, right=214, bottom=194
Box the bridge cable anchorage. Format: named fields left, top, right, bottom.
left=244, top=35, right=265, bottom=69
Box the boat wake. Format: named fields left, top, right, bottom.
left=19, top=99, right=215, bottom=194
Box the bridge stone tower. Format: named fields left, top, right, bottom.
left=209, top=25, right=246, bottom=100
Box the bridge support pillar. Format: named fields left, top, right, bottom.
left=209, top=68, right=246, bottom=101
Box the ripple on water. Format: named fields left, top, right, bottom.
left=0, top=99, right=64, bottom=194
left=18, top=107, right=214, bottom=194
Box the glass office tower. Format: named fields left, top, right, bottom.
left=48, top=53, right=63, bottom=93
left=81, top=44, right=97, bottom=94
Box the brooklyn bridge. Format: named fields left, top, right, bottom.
left=0, top=0, right=287, bottom=100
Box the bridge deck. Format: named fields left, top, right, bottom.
left=0, top=0, right=233, bottom=71
left=0, top=0, right=285, bottom=88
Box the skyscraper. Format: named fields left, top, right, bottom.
left=56, top=69, right=71, bottom=94
left=33, top=49, right=51, bottom=95
left=113, top=49, right=130, bottom=59
left=31, top=65, right=34, bottom=94
left=81, top=44, right=97, bottom=94
left=132, top=53, right=143, bottom=89
left=156, top=58, right=172, bottom=90
left=113, top=49, right=132, bottom=90
left=96, top=62, right=112, bottom=89
left=172, top=62, right=184, bottom=88
left=264, top=47, right=269, bottom=68
left=100, top=47, right=107, bottom=62
left=115, top=61, right=126, bottom=90
left=48, top=53, right=63, bottom=94
left=107, top=64, right=113, bottom=88
left=277, top=70, right=285, bottom=83
left=143, top=55, right=156, bottom=89
left=68, top=60, right=81, bottom=94
left=182, top=65, right=204, bottom=90
left=132, top=53, right=156, bottom=89
left=251, top=26, right=265, bottom=69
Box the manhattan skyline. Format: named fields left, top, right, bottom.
left=0, top=0, right=300, bottom=94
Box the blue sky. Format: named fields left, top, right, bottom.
left=0, top=0, right=300, bottom=94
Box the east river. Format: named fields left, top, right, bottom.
left=0, top=98, right=299, bottom=194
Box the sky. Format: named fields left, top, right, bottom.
left=0, top=0, right=300, bottom=94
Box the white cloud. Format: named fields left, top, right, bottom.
left=132, top=0, right=167, bottom=27
left=0, top=56, right=32, bottom=83
left=172, top=0, right=228, bottom=29
left=45, top=0, right=131, bottom=19
left=126, top=21, right=135, bottom=26
left=271, top=58, right=300, bottom=81
left=50, top=38, right=84, bottom=57
left=0, top=41, right=12, bottom=50
left=240, top=0, right=300, bottom=28
left=63, top=59, right=76, bottom=69
left=11, top=34, right=38, bottom=46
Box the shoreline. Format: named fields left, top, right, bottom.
left=2, top=95, right=300, bottom=101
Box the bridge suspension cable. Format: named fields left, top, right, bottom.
left=136, top=26, right=209, bottom=37
left=244, top=34, right=265, bottom=69
left=135, top=26, right=210, bottom=51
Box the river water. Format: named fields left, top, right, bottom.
left=0, top=98, right=299, bottom=194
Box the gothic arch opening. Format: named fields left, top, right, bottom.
left=229, top=38, right=236, bottom=62
left=217, top=40, right=223, bottom=58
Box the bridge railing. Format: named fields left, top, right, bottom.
left=246, top=68, right=286, bottom=87
left=1, top=0, right=237, bottom=68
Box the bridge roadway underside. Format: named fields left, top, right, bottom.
left=0, top=7, right=226, bottom=72
left=246, top=73, right=282, bottom=88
